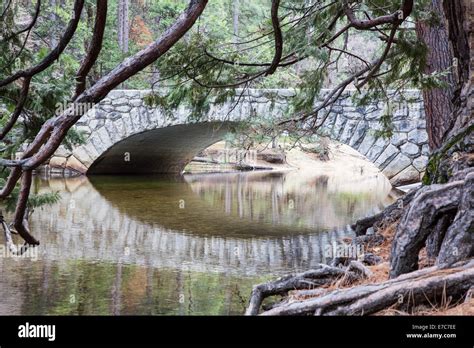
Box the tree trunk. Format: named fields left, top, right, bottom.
left=117, top=0, right=129, bottom=53
left=389, top=0, right=473, bottom=278
left=415, top=0, right=455, bottom=150
left=49, top=0, right=58, bottom=48
left=232, top=0, right=239, bottom=44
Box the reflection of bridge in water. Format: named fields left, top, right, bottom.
left=28, top=172, right=393, bottom=277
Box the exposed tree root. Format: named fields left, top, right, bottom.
left=256, top=259, right=474, bottom=316
left=437, top=171, right=474, bottom=266
left=390, top=169, right=473, bottom=278
left=245, top=261, right=371, bottom=315
left=389, top=180, right=463, bottom=277
left=350, top=189, right=417, bottom=236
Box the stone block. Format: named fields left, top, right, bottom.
left=348, top=121, right=368, bottom=149
left=66, top=155, right=88, bottom=174
left=72, top=146, right=93, bottom=167
left=400, top=141, right=420, bottom=157
left=390, top=165, right=421, bottom=186
left=111, top=97, right=128, bottom=106
left=408, top=129, right=428, bottom=144
left=115, top=105, right=132, bottom=113
left=49, top=156, right=67, bottom=168
left=357, top=135, right=377, bottom=156
left=374, top=144, right=398, bottom=169
left=413, top=155, right=429, bottom=171
left=365, top=137, right=389, bottom=162
left=55, top=145, right=71, bottom=158
left=390, top=132, right=408, bottom=147
left=382, top=153, right=411, bottom=179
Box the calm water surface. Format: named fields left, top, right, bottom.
left=0, top=170, right=395, bottom=315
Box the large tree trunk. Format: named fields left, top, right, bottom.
left=389, top=0, right=473, bottom=277
left=415, top=0, right=455, bottom=150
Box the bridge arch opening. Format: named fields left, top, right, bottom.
left=87, top=122, right=235, bottom=175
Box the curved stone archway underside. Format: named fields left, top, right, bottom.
left=45, top=89, right=430, bottom=185
left=88, top=122, right=233, bottom=174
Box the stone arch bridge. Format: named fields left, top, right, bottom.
left=46, top=89, right=429, bottom=185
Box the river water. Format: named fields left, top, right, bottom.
left=0, top=169, right=394, bottom=315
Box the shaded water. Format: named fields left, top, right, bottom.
left=0, top=170, right=394, bottom=315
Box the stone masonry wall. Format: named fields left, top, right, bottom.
left=43, top=89, right=428, bottom=185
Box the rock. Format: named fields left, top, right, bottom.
left=354, top=233, right=385, bottom=246
left=97, top=126, right=113, bottom=148
left=54, top=145, right=71, bottom=158
left=390, top=132, right=408, bottom=147
left=365, top=138, right=388, bottom=162
left=129, top=99, right=142, bottom=107
left=99, top=104, right=114, bottom=112
left=357, top=135, right=377, bottom=156
left=277, top=89, right=296, bottom=97
left=88, top=119, right=100, bottom=130
left=329, top=257, right=352, bottom=267
left=421, top=143, right=431, bottom=156
left=349, top=122, right=368, bottom=149
left=347, top=260, right=373, bottom=278
left=109, top=112, right=122, bottom=120
left=394, top=119, right=416, bottom=132
left=339, top=120, right=359, bottom=144
left=257, top=151, right=286, bottom=164
left=72, top=146, right=94, bottom=167
left=115, top=105, right=132, bottom=113
left=111, top=97, right=128, bottom=106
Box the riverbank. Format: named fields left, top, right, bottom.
left=186, top=140, right=390, bottom=181
left=247, top=206, right=473, bottom=316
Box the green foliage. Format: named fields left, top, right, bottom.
left=0, top=0, right=452, bottom=165
left=0, top=173, right=61, bottom=213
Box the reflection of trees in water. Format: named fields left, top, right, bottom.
left=0, top=172, right=393, bottom=315
left=0, top=258, right=252, bottom=315
left=186, top=171, right=392, bottom=230
left=25, top=175, right=355, bottom=276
